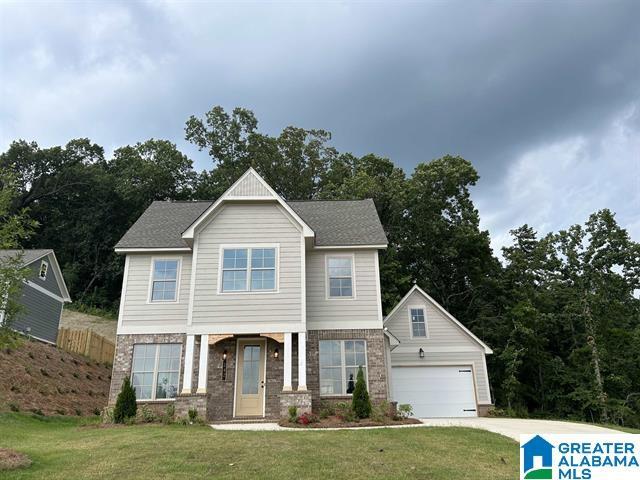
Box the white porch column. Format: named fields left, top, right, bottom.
left=297, top=332, right=307, bottom=391
left=181, top=334, right=195, bottom=394
left=197, top=334, right=209, bottom=394
left=283, top=332, right=293, bottom=391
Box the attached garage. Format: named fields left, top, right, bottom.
left=392, top=366, right=477, bottom=417
left=384, top=285, right=493, bottom=417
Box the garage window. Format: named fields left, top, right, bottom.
left=319, top=340, right=367, bottom=395
left=410, top=307, right=427, bottom=337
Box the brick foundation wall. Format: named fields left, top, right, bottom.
left=175, top=394, right=208, bottom=420
left=307, top=329, right=388, bottom=410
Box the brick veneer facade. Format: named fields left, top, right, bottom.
left=109, top=329, right=388, bottom=421
left=306, top=329, right=389, bottom=409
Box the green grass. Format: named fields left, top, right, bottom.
left=599, top=424, right=640, bottom=434
left=0, top=413, right=518, bottom=479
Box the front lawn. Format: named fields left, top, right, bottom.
left=0, top=413, right=518, bottom=479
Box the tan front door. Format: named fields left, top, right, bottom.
left=235, top=339, right=266, bottom=416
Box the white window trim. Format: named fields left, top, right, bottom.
left=131, top=343, right=183, bottom=402
left=38, top=260, right=48, bottom=280
left=217, top=244, right=280, bottom=295
left=408, top=304, right=429, bottom=339
left=325, top=253, right=356, bottom=300
left=147, top=257, right=182, bottom=304
left=319, top=339, right=368, bottom=397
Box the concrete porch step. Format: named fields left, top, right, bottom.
left=215, top=417, right=279, bottom=424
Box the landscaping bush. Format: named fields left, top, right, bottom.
left=318, top=401, right=335, bottom=419
left=161, top=404, right=175, bottom=425
left=188, top=408, right=198, bottom=423
left=371, top=400, right=392, bottom=424
left=351, top=366, right=371, bottom=419
left=335, top=402, right=356, bottom=422
left=101, top=406, right=115, bottom=424
left=297, top=412, right=319, bottom=425
left=8, top=403, right=19, bottom=412
left=288, top=405, right=298, bottom=423
left=397, top=404, right=413, bottom=419
left=137, top=404, right=156, bottom=423
left=113, top=377, right=137, bottom=423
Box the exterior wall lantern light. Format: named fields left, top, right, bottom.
left=274, top=348, right=279, bottom=359
left=419, top=348, right=425, bottom=359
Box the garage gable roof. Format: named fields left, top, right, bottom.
left=384, top=285, right=492, bottom=354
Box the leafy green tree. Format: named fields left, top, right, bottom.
left=0, top=171, right=36, bottom=327
left=113, top=377, right=137, bottom=423
left=352, top=366, right=372, bottom=419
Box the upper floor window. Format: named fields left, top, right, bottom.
left=410, top=307, right=427, bottom=337
left=131, top=343, right=181, bottom=400
left=221, top=246, right=277, bottom=293
left=326, top=255, right=354, bottom=299
left=150, top=259, right=179, bottom=302
left=38, top=260, right=48, bottom=280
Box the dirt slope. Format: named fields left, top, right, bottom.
left=0, top=338, right=112, bottom=416
left=59, top=309, right=117, bottom=343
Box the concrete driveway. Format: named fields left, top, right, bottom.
left=420, top=418, right=622, bottom=441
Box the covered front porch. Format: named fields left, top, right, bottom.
left=175, top=332, right=311, bottom=421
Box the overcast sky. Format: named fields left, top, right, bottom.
left=1, top=1, right=638, bottom=253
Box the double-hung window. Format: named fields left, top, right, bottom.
left=327, top=256, right=354, bottom=298
left=150, top=259, right=179, bottom=301
left=319, top=340, right=367, bottom=395
left=131, top=344, right=181, bottom=400
left=221, top=246, right=277, bottom=292
left=410, top=307, right=427, bottom=337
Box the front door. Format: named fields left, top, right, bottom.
left=235, top=339, right=266, bottom=416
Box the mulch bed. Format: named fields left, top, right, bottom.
left=279, top=416, right=422, bottom=428
left=0, top=448, right=32, bottom=471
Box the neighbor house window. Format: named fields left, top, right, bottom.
left=150, top=259, right=179, bottom=302
left=38, top=260, right=48, bottom=280
left=410, top=307, right=427, bottom=337
left=326, top=256, right=354, bottom=298
left=319, top=340, right=367, bottom=395
left=221, top=247, right=277, bottom=292
left=131, top=344, right=181, bottom=400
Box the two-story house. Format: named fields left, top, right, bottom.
left=108, top=168, right=492, bottom=420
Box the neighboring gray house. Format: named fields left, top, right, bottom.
left=0, top=249, right=71, bottom=344
left=108, top=168, right=493, bottom=420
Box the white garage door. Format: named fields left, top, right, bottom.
left=392, top=366, right=477, bottom=418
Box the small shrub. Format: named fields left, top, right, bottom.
left=113, top=377, right=137, bottom=423
left=88, top=390, right=93, bottom=397
left=397, top=404, right=413, bottom=419
left=72, top=359, right=79, bottom=366
left=318, top=401, right=335, bottom=419
left=93, top=408, right=101, bottom=416
left=56, top=386, right=65, bottom=394
left=75, top=409, right=82, bottom=416
left=371, top=400, right=392, bottom=424
left=335, top=402, right=356, bottom=422
left=351, top=366, right=371, bottom=419
left=45, top=354, right=50, bottom=359
left=188, top=408, right=198, bottom=423
left=297, top=412, right=319, bottom=425
left=31, top=408, right=44, bottom=416
left=9, top=403, right=19, bottom=412
left=97, top=375, right=102, bottom=381
left=24, top=367, right=31, bottom=375
left=137, top=404, right=156, bottom=423
left=28, top=352, right=34, bottom=359
left=10, top=385, right=20, bottom=393
left=55, top=408, right=66, bottom=416
left=288, top=405, right=298, bottom=423
left=161, top=404, right=175, bottom=424
left=86, top=374, right=92, bottom=380
left=60, top=357, right=65, bottom=362
left=70, top=389, right=77, bottom=394
left=101, top=406, right=115, bottom=424
left=72, top=372, right=79, bottom=378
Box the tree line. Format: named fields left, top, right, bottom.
left=1, top=106, right=639, bottom=426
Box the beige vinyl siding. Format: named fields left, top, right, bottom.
left=227, top=173, right=271, bottom=197
left=191, top=202, right=303, bottom=331
left=386, top=289, right=491, bottom=404
left=119, top=254, right=191, bottom=330
left=306, top=249, right=382, bottom=330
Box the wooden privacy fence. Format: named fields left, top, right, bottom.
left=57, top=328, right=115, bottom=364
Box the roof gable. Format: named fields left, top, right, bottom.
left=384, top=285, right=492, bottom=354
left=0, top=249, right=71, bottom=302
left=181, top=168, right=314, bottom=241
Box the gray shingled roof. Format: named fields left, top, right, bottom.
left=289, top=199, right=388, bottom=246
left=0, top=249, right=53, bottom=266
left=116, top=201, right=213, bottom=249
left=115, top=198, right=387, bottom=249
